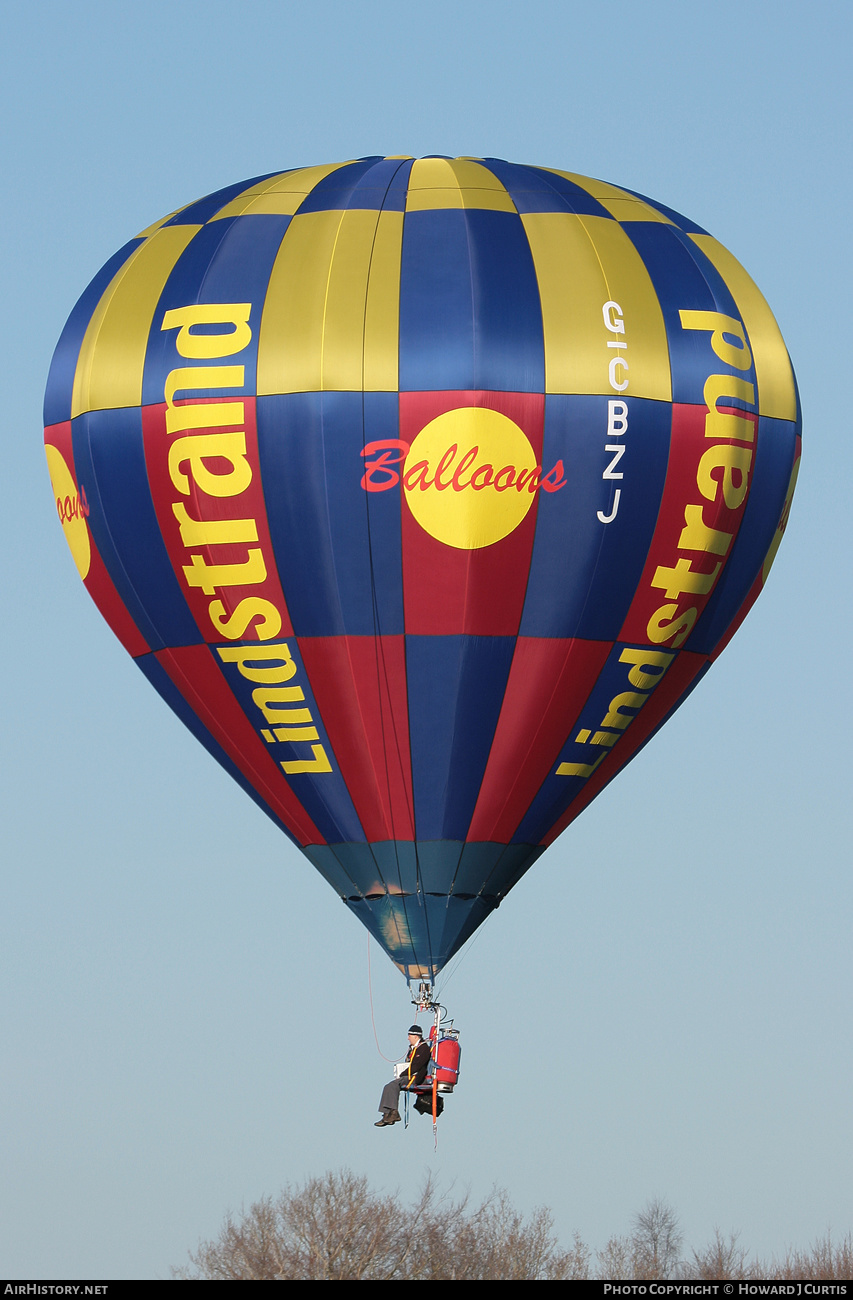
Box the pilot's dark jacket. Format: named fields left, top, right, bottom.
left=378, top=1039, right=431, bottom=1115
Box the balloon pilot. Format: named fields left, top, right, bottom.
left=375, top=1026, right=430, bottom=1126
left=374, top=984, right=462, bottom=1131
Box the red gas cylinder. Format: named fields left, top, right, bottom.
left=433, top=1031, right=461, bottom=1092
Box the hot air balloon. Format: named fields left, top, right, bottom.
left=44, top=155, right=800, bottom=987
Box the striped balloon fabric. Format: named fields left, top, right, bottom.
left=45, top=156, right=800, bottom=980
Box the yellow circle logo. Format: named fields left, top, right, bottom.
left=45, top=444, right=91, bottom=579
left=402, top=408, right=538, bottom=550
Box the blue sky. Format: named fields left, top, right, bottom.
left=3, top=0, right=851, bottom=1280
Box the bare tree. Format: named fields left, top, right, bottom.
left=765, top=1231, right=853, bottom=1280
left=631, top=1197, right=683, bottom=1278
left=691, top=1227, right=750, bottom=1279
left=176, top=1177, right=853, bottom=1282
left=174, top=1170, right=586, bottom=1280
left=597, top=1234, right=635, bottom=1278
left=174, top=1171, right=417, bottom=1280
left=431, top=1188, right=589, bottom=1280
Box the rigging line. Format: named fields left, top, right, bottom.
left=440, top=188, right=498, bottom=917
left=441, top=173, right=547, bottom=908
left=356, top=162, right=434, bottom=979
left=367, top=934, right=398, bottom=1064
left=433, top=901, right=499, bottom=994
left=359, top=162, right=418, bottom=877
left=304, top=204, right=383, bottom=849
left=322, top=162, right=404, bottom=902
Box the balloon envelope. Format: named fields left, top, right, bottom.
left=44, top=156, right=800, bottom=980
